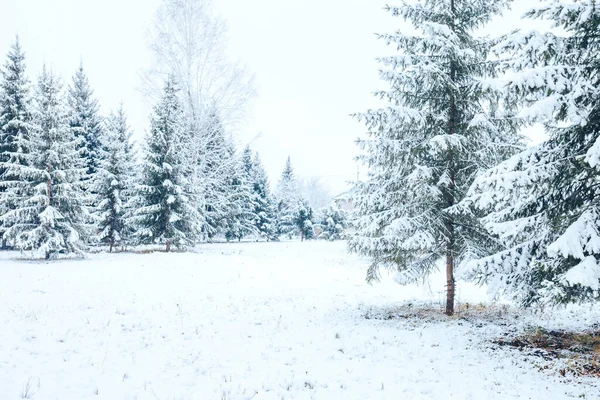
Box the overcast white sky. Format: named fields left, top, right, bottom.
left=0, top=0, right=541, bottom=194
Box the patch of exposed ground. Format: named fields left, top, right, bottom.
left=496, top=327, right=600, bottom=377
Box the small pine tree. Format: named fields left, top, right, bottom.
left=276, top=156, right=300, bottom=239
left=294, top=199, right=314, bottom=241
left=68, top=63, right=103, bottom=188
left=91, top=104, right=136, bottom=252
left=1, top=67, right=89, bottom=259
left=130, top=78, right=201, bottom=251
left=318, top=206, right=347, bottom=241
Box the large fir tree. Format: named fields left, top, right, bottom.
left=462, top=1, right=600, bottom=306
left=0, top=37, right=30, bottom=180
left=91, top=104, right=136, bottom=252
left=0, top=37, right=32, bottom=248
left=1, top=67, right=89, bottom=259
left=349, top=0, right=521, bottom=315
left=68, top=63, right=103, bottom=186
left=130, top=78, right=201, bottom=251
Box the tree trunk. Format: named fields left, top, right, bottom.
left=165, top=205, right=171, bottom=252
left=445, top=0, right=457, bottom=317
left=109, top=241, right=113, bottom=253
left=445, top=240, right=455, bottom=316
left=47, top=176, right=52, bottom=204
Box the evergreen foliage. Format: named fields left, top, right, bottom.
left=91, top=104, right=136, bottom=252
left=462, top=1, right=600, bottom=306
left=1, top=67, right=89, bottom=259
left=223, top=150, right=257, bottom=242
left=248, top=150, right=278, bottom=241
left=348, top=0, right=521, bottom=314
left=200, top=110, right=233, bottom=240
left=67, top=63, right=103, bottom=185
left=318, top=206, right=347, bottom=241
left=130, top=78, right=201, bottom=251
left=276, top=156, right=299, bottom=239
left=0, top=37, right=32, bottom=248
left=294, top=199, right=314, bottom=241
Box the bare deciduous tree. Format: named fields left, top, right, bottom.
left=142, top=0, right=254, bottom=127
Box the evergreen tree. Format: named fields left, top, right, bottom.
left=91, top=104, right=136, bottom=252
left=0, top=37, right=32, bottom=249
left=0, top=67, right=88, bottom=259
left=294, top=199, right=314, bottom=241
left=348, top=0, right=521, bottom=315
left=249, top=151, right=278, bottom=241
left=462, top=1, right=600, bottom=306
left=191, top=115, right=258, bottom=242
left=200, top=111, right=233, bottom=239
left=130, top=78, right=201, bottom=251
left=223, top=148, right=257, bottom=241
left=242, top=145, right=254, bottom=177
left=68, top=63, right=103, bottom=186
left=318, top=206, right=347, bottom=241
left=276, top=156, right=300, bottom=239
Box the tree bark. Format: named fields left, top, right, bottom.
left=165, top=204, right=171, bottom=252
left=445, top=231, right=455, bottom=316
left=446, top=0, right=457, bottom=317
left=47, top=170, right=52, bottom=205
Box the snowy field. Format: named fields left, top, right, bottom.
left=1, top=241, right=599, bottom=400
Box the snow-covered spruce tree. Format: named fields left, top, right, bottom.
left=200, top=110, right=235, bottom=240
left=348, top=0, right=521, bottom=315
left=318, top=206, right=347, bottom=241
left=191, top=114, right=257, bottom=243
left=0, top=37, right=32, bottom=249
left=294, top=199, right=314, bottom=241
left=1, top=67, right=89, bottom=259
left=276, top=156, right=300, bottom=239
left=90, top=104, right=136, bottom=252
left=241, top=145, right=254, bottom=177
left=68, top=63, right=103, bottom=188
left=247, top=150, right=278, bottom=241
left=223, top=148, right=257, bottom=241
left=462, top=1, right=600, bottom=307
left=144, top=0, right=255, bottom=241
left=130, top=78, right=201, bottom=251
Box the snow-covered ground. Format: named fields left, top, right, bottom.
left=0, top=241, right=598, bottom=399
